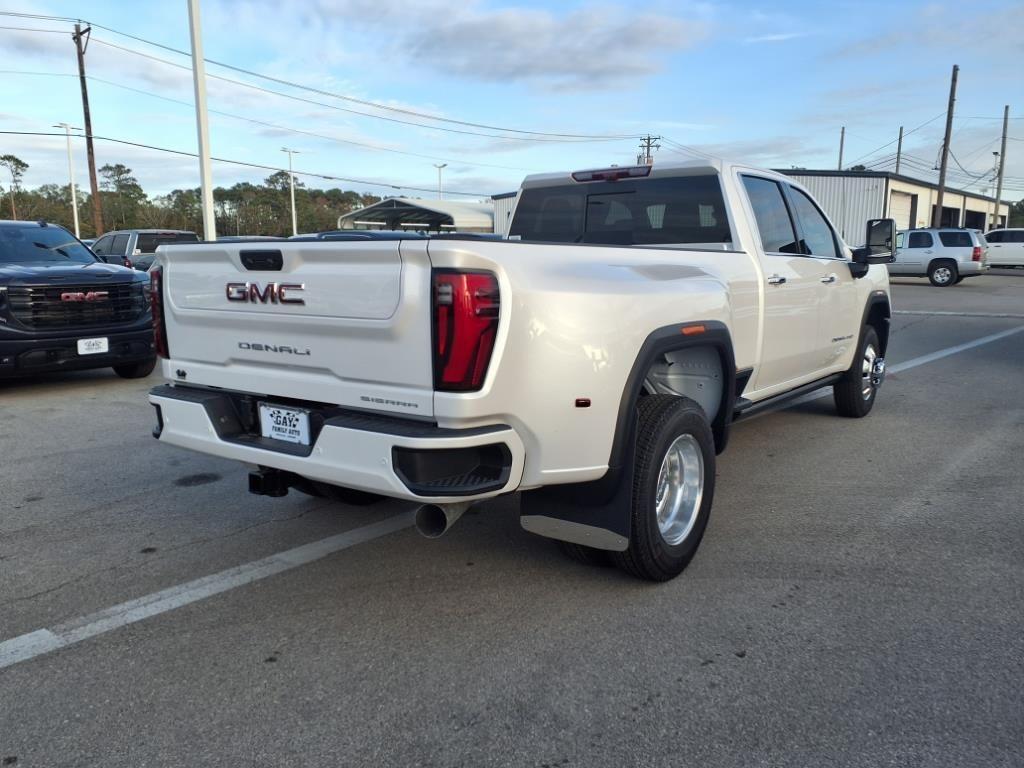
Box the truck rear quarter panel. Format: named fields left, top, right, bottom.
left=426, top=240, right=760, bottom=487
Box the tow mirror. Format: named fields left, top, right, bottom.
left=853, top=219, right=895, bottom=265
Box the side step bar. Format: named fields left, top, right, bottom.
left=733, top=373, right=842, bottom=420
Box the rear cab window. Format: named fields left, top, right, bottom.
left=509, top=174, right=733, bottom=247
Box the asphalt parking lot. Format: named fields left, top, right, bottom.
left=2, top=271, right=1022, bottom=767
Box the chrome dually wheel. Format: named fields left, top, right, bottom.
left=655, top=434, right=705, bottom=546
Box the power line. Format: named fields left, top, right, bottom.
left=0, top=13, right=638, bottom=142
left=86, top=36, right=621, bottom=144
left=843, top=112, right=947, bottom=167
left=0, top=130, right=492, bottom=197
left=0, top=69, right=539, bottom=172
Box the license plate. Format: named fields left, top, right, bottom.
left=77, top=337, right=109, bottom=355
left=258, top=403, right=310, bottom=445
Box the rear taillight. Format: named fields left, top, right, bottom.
left=972, top=246, right=982, bottom=261
left=150, top=266, right=169, bottom=359
left=432, top=270, right=499, bottom=391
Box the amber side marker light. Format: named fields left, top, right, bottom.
left=681, top=324, right=706, bottom=336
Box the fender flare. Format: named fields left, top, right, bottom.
left=519, top=321, right=736, bottom=551
left=860, top=291, right=892, bottom=355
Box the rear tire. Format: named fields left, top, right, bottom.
left=113, top=358, right=156, bottom=379
left=557, top=540, right=614, bottom=568
left=928, top=260, right=958, bottom=287
left=833, top=326, right=881, bottom=418
left=612, top=394, right=715, bottom=582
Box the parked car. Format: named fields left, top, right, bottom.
left=0, top=220, right=155, bottom=379
left=984, top=228, right=1024, bottom=268
left=92, top=229, right=199, bottom=271
left=148, top=160, right=894, bottom=581
left=889, top=228, right=988, bottom=286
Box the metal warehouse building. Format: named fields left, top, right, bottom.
left=779, top=169, right=1010, bottom=241
left=492, top=192, right=517, bottom=236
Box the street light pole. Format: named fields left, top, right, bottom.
left=187, top=0, right=217, bottom=240
left=54, top=123, right=81, bottom=238
left=434, top=163, right=447, bottom=199
left=281, top=148, right=299, bottom=236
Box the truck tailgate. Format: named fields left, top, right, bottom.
left=161, top=240, right=434, bottom=417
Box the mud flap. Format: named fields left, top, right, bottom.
left=519, top=412, right=637, bottom=552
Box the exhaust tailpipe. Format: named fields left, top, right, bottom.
left=415, top=501, right=473, bottom=538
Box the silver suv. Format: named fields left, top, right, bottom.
left=889, top=228, right=989, bottom=286
left=91, top=229, right=199, bottom=271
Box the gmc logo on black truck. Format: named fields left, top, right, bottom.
left=226, top=282, right=305, bottom=305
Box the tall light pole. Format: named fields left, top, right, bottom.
left=434, top=163, right=447, bottom=199
left=281, top=148, right=300, bottom=236
left=54, top=123, right=81, bottom=238
left=187, top=0, right=216, bottom=240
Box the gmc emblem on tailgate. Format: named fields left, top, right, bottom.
left=61, top=291, right=108, bottom=303
left=225, top=282, right=305, bottom=305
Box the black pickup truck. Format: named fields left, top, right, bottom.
left=0, top=220, right=155, bottom=379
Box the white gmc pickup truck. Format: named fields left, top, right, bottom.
left=149, top=160, right=895, bottom=581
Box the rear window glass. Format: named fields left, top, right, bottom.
left=508, top=175, right=732, bottom=246
left=136, top=232, right=199, bottom=253
left=0, top=224, right=96, bottom=264
left=938, top=231, right=972, bottom=248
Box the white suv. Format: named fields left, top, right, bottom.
left=984, top=228, right=1024, bottom=268
left=890, top=228, right=989, bottom=286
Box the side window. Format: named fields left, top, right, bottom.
left=788, top=188, right=838, bottom=258
left=1011, top=232, right=1024, bottom=243
left=136, top=234, right=159, bottom=253
left=985, top=230, right=1004, bottom=243
left=741, top=176, right=799, bottom=254
left=907, top=232, right=933, bottom=248
left=92, top=235, right=112, bottom=255
left=938, top=231, right=972, bottom=248
left=896, top=232, right=906, bottom=249
left=111, top=234, right=130, bottom=255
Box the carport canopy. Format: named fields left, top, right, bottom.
left=337, top=197, right=494, bottom=233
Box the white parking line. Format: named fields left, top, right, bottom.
left=3, top=325, right=1023, bottom=671
left=0, top=512, right=414, bottom=670
left=894, top=310, right=1024, bottom=319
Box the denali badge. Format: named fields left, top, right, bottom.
left=61, top=290, right=109, bottom=303
left=238, top=342, right=311, bottom=356
left=226, top=282, right=305, bottom=305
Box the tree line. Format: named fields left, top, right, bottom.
left=0, top=154, right=383, bottom=238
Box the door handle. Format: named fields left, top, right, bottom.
left=924, top=250, right=933, bottom=254
left=820, top=273, right=837, bottom=284
left=767, top=275, right=787, bottom=286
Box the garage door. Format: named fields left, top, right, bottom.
left=889, top=192, right=913, bottom=229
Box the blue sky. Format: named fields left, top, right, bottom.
left=1, top=0, right=1022, bottom=201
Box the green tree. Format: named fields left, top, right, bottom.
left=0, top=154, right=29, bottom=219
left=1008, top=198, right=1024, bottom=228
left=99, top=163, right=146, bottom=229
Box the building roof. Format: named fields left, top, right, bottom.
left=337, top=197, right=493, bottom=231
left=777, top=169, right=1004, bottom=204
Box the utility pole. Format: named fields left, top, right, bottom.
left=54, top=123, right=82, bottom=238
left=433, top=163, right=447, bottom=199
left=895, top=126, right=904, bottom=175
left=72, top=24, right=103, bottom=236
left=282, top=148, right=300, bottom=236
left=638, top=135, right=661, bottom=165
left=837, top=126, right=845, bottom=170
left=932, top=64, right=959, bottom=228
left=187, top=0, right=217, bottom=241
left=991, top=104, right=1009, bottom=230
